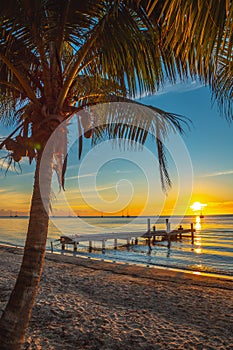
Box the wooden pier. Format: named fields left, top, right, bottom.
left=59, top=231, right=145, bottom=252
left=53, top=220, right=195, bottom=252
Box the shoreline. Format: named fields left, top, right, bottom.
left=1, top=244, right=233, bottom=286
left=51, top=250, right=233, bottom=281
left=1, top=243, right=233, bottom=281
left=1, top=214, right=233, bottom=278
left=1, top=245, right=233, bottom=349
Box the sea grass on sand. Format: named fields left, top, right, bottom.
left=0, top=245, right=233, bottom=350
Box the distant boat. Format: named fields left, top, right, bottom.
left=121, top=211, right=125, bottom=218
left=9, top=211, right=18, bottom=217
left=200, top=210, right=204, bottom=218
left=126, top=210, right=130, bottom=218
left=101, top=212, right=103, bottom=218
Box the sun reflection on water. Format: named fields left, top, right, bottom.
left=195, top=216, right=202, bottom=232
left=194, top=247, right=202, bottom=254
left=194, top=216, right=202, bottom=253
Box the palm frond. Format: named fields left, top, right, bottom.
left=210, top=50, right=233, bottom=119
left=145, top=0, right=233, bottom=118
left=0, top=0, right=231, bottom=192
left=77, top=99, right=190, bottom=192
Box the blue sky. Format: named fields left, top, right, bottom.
left=139, top=81, right=233, bottom=214
left=0, top=81, right=232, bottom=216
left=141, top=81, right=232, bottom=175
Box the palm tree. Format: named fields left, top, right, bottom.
left=145, top=0, right=232, bottom=118
left=0, top=1, right=232, bottom=349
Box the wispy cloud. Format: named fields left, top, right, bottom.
left=0, top=161, right=34, bottom=176
left=202, top=170, right=233, bottom=178
left=0, top=161, right=17, bottom=173
left=0, top=188, right=8, bottom=194
left=17, top=171, right=35, bottom=177
left=66, top=172, right=97, bottom=181
left=115, top=170, right=134, bottom=174
left=137, top=80, right=204, bottom=100
left=207, top=201, right=233, bottom=208
left=69, top=184, right=116, bottom=195
left=156, top=80, right=204, bottom=96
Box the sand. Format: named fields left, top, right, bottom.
left=0, top=245, right=233, bottom=350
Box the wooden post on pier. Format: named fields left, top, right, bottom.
left=74, top=241, right=78, bottom=251
left=147, top=233, right=152, bottom=253
left=62, top=242, right=65, bottom=250
left=102, top=240, right=105, bottom=251
left=147, top=218, right=151, bottom=232
left=166, top=218, right=170, bottom=233
left=89, top=241, right=92, bottom=252
left=126, top=238, right=130, bottom=251
left=50, top=241, right=53, bottom=253
left=114, top=238, right=117, bottom=249
left=191, top=223, right=194, bottom=243
left=178, top=225, right=183, bottom=240
left=152, top=226, right=156, bottom=244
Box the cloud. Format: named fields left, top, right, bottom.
left=137, top=80, right=204, bottom=100
left=0, top=188, right=8, bottom=194
left=0, top=161, right=35, bottom=177
left=207, top=201, right=233, bottom=209
left=115, top=170, right=134, bottom=174
left=202, top=170, right=233, bottom=178
left=69, top=184, right=116, bottom=195
left=0, top=161, right=17, bottom=173
left=17, top=171, right=35, bottom=177
left=66, top=172, right=97, bottom=181
left=155, top=80, right=204, bottom=96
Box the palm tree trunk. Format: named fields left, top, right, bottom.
left=0, top=148, right=53, bottom=350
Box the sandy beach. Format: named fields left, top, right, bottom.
left=0, top=245, right=233, bottom=350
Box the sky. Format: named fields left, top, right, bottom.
left=0, top=80, right=233, bottom=217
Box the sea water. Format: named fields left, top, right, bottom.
left=0, top=215, right=232, bottom=276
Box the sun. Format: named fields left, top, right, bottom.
left=190, top=201, right=207, bottom=211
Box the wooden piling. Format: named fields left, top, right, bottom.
left=167, top=234, right=171, bottom=249
left=126, top=238, right=130, bottom=251
left=147, top=218, right=151, bottom=232
left=50, top=241, right=53, bottom=253
left=178, top=225, right=183, bottom=240
left=148, top=234, right=151, bottom=249
left=89, top=241, right=92, bottom=252
left=191, top=223, right=194, bottom=243
left=114, top=238, right=117, bottom=249
left=166, top=219, right=170, bottom=233
left=102, top=240, right=105, bottom=251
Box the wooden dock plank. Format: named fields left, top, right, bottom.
left=60, top=231, right=145, bottom=243
left=60, top=228, right=195, bottom=244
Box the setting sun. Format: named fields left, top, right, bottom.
left=190, top=202, right=207, bottom=211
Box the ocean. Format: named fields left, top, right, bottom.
left=0, top=215, right=233, bottom=277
